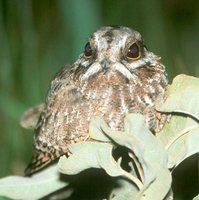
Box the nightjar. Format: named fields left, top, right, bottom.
left=23, top=26, right=168, bottom=176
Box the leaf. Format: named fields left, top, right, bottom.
left=157, top=115, right=199, bottom=168
left=90, top=114, right=172, bottom=200
left=156, top=74, right=199, bottom=170
left=58, top=142, right=113, bottom=175
left=156, top=74, right=199, bottom=120
left=58, top=142, right=143, bottom=190
left=0, top=165, right=67, bottom=200
left=111, top=179, right=138, bottom=200
left=124, top=114, right=172, bottom=200
left=0, top=197, right=9, bottom=200
left=193, top=194, right=199, bottom=200
left=89, top=117, right=111, bottom=142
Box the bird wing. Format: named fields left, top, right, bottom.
left=20, top=103, right=45, bottom=129
left=25, top=149, right=54, bottom=175
left=25, top=65, right=72, bottom=176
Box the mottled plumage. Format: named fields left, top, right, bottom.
left=25, top=26, right=168, bottom=175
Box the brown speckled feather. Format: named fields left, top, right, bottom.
left=25, top=26, right=168, bottom=175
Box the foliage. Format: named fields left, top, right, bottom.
left=0, top=74, right=198, bottom=199
left=0, top=166, right=67, bottom=200
left=1, top=0, right=199, bottom=179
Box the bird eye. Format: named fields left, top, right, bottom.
left=84, top=42, right=93, bottom=58
left=126, top=43, right=140, bottom=59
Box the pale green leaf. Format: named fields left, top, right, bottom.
left=168, top=125, right=199, bottom=168
left=157, top=74, right=199, bottom=120
left=0, top=165, right=67, bottom=200
left=58, top=142, right=114, bottom=175
left=58, top=141, right=143, bottom=190
left=58, top=142, right=117, bottom=176
left=158, top=115, right=199, bottom=168
left=193, top=194, right=199, bottom=200
left=89, top=117, right=111, bottom=142
left=111, top=179, right=138, bottom=200
left=95, top=114, right=172, bottom=200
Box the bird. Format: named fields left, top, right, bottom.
left=23, top=26, right=168, bottom=176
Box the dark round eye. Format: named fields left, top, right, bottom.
left=126, top=43, right=140, bottom=59
left=84, top=42, right=93, bottom=58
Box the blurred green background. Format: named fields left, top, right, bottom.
left=0, top=0, right=198, bottom=199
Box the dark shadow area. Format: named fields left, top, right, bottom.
left=43, top=168, right=119, bottom=200
left=112, top=145, right=143, bottom=181
left=172, top=153, right=198, bottom=200
left=43, top=146, right=136, bottom=200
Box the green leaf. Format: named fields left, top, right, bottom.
left=90, top=114, right=172, bottom=200
left=89, top=117, right=111, bottom=142
left=157, top=74, right=199, bottom=120
left=58, top=142, right=143, bottom=190
left=158, top=115, right=199, bottom=168
left=111, top=179, right=138, bottom=200
left=193, top=194, right=199, bottom=200
left=0, top=197, right=10, bottom=200
left=0, top=165, right=67, bottom=200
left=58, top=142, right=113, bottom=175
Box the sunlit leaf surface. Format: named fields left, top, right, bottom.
left=157, top=74, right=199, bottom=120
left=0, top=165, right=67, bottom=200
